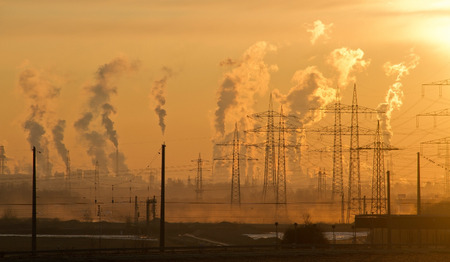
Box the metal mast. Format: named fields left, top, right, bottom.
left=94, top=160, right=99, bottom=204
left=277, top=107, right=287, bottom=204
left=215, top=123, right=257, bottom=205
left=231, top=124, right=241, bottom=205
left=347, top=84, right=361, bottom=222
left=0, top=146, right=6, bottom=175
left=332, top=88, right=344, bottom=205
left=66, top=150, right=71, bottom=193
left=193, top=153, right=205, bottom=201
left=372, top=121, right=385, bottom=214
left=263, top=94, right=277, bottom=202
left=359, top=121, right=399, bottom=214
left=420, top=137, right=450, bottom=197
left=421, top=79, right=450, bottom=97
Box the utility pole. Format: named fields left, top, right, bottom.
left=160, top=144, right=165, bottom=252
left=32, top=146, right=37, bottom=256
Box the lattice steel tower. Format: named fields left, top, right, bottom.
left=193, top=153, right=205, bottom=201
left=263, top=95, right=277, bottom=202
left=347, top=85, right=362, bottom=222
left=231, top=124, right=241, bottom=205
left=332, top=88, right=344, bottom=203
left=277, top=107, right=287, bottom=204
left=420, top=137, right=450, bottom=197
left=0, top=146, right=6, bottom=175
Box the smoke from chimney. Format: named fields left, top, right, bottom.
left=74, top=56, right=140, bottom=171
left=151, top=67, right=173, bottom=136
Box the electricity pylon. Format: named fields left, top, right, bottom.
left=359, top=121, right=398, bottom=214
left=421, top=79, right=450, bottom=97
left=312, top=84, right=383, bottom=222
left=416, top=108, right=450, bottom=128
left=191, top=153, right=208, bottom=201
left=215, top=123, right=257, bottom=205
left=0, top=146, right=6, bottom=175
left=420, top=137, right=450, bottom=197
left=247, top=96, right=302, bottom=203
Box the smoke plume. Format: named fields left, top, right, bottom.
left=214, top=41, right=278, bottom=137
left=52, top=120, right=68, bottom=168
left=273, top=66, right=334, bottom=126
left=328, top=47, right=370, bottom=88
left=378, top=51, right=420, bottom=143
left=18, top=65, right=61, bottom=176
left=74, top=56, right=139, bottom=171
left=151, top=67, right=173, bottom=135
left=306, top=20, right=333, bottom=45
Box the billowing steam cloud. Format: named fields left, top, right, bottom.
left=214, top=41, right=278, bottom=137
left=328, top=47, right=370, bottom=88
left=306, top=20, right=333, bottom=45
left=18, top=65, right=61, bottom=176
left=151, top=67, right=173, bottom=135
left=52, top=120, right=68, bottom=168
left=378, top=51, right=420, bottom=143
left=273, top=66, right=334, bottom=126
left=74, top=56, right=139, bottom=172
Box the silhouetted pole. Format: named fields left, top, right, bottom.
left=32, top=146, right=37, bottom=255
left=417, top=152, right=421, bottom=247
left=387, top=170, right=391, bottom=248
left=160, top=144, right=166, bottom=252
left=417, top=152, right=421, bottom=215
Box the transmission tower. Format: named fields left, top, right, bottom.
left=0, top=146, right=6, bottom=176
left=191, top=153, right=208, bottom=201
left=416, top=108, right=450, bottom=128
left=247, top=96, right=302, bottom=203
left=420, top=137, right=450, bottom=197
left=347, top=85, right=361, bottom=223
left=317, top=169, right=327, bottom=199
left=66, top=150, right=71, bottom=193
left=215, top=123, right=257, bottom=205
left=311, top=84, right=382, bottom=222
left=264, top=95, right=277, bottom=202
left=277, top=107, right=287, bottom=204
left=332, top=88, right=344, bottom=203
left=421, top=79, right=450, bottom=97
left=359, top=121, right=398, bottom=214
left=94, top=160, right=99, bottom=204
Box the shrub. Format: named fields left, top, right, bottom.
left=282, top=224, right=328, bottom=245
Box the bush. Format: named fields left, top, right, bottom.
left=282, top=224, right=328, bottom=245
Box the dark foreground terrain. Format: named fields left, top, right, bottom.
left=4, top=248, right=450, bottom=262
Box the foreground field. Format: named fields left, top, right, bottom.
left=3, top=249, right=450, bottom=262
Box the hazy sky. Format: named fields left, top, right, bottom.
left=1, top=0, right=450, bottom=186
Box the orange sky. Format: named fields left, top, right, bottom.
left=1, top=0, right=450, bottom=187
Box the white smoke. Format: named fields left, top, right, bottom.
left=328, top=47, right=370, bottom=88
left=378, top=51, right=420, bottom=143
left=214, top=41, right=278, bottom=137
left=306, top=20, right=333, bottom=45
